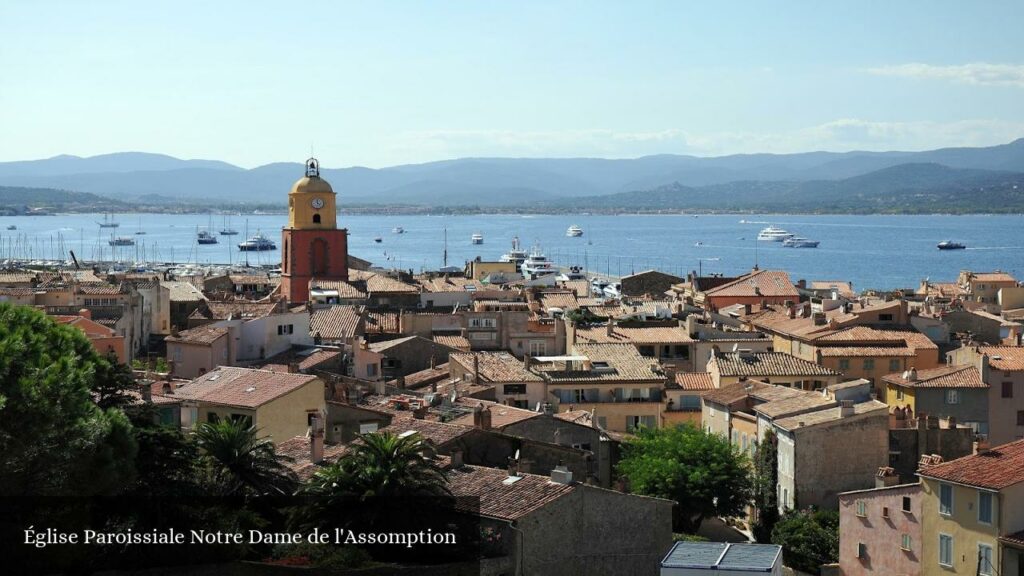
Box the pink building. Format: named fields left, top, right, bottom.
left=838, top=472, right=922, bottom=576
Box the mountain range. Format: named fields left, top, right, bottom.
left=1, top=139, right=1024, bottom=212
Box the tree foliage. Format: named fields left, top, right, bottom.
left=752, top=429, right=780, bottom=542
left=193, top=418, right=298, bottom=498
left=771, top=508, right=839, bottom=574
left=617, top=424, right=753, bottom=533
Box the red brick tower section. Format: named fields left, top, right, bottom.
left=280, top=158, right=349, bottom=303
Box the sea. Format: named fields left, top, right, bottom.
left=1, top=212, right=1022, bottom=291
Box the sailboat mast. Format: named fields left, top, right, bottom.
left=443, top=228, right=448, bottom=268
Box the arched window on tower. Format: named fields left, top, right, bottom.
left=311, top=238, right=329, bottom=276
left=313, top=214, right=321, bottom=224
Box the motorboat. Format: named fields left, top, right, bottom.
left=566, top=224, right=583, bottom=237
left=238, top=233, right=276, bottom=251
left=590, top=277, right=610, bottom=296
left=392, top=226, right=405, bottom=234
left=197, top=229, right=219, bottom=245
left=757, top=226, right=793, bottom=241
left=108, top=236, right=135, bottom=247
left=6, top=225, right=15, bottom=230
left=556, top=266, right=588, bottom=282
left=499, top=236, right=529, bottom=271
left=374, top=236, right=383, bottom=243
left=937, top=241, right=966, bottom=250
left=783, top=236, right=819, bottom=248
left=521, top=245, right=556, bottom=279
left=471, top=232, right=484, bottom=245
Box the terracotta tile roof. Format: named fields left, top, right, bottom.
left=309, top=305, right=363, bottom=340
left=810, top=281, right=855, bottom=298
left=1003, top=308, right=1024, bottom=322
left=554, top=410, right=594, bottom=426
left=818, top=346, right=918, bottom=357
left=574, top=325, right=693, bottom=345
left=675, top=372, right=715, bottom=391
left=309, top=279, right=367, bottom=299
left=533, top=343, right=664, bottom=383
left=448, top=464, right=576, bottom=521
left=365, top=310, right=400, bottom=334
left=165, top=325, right=228, bottom=346
left=712, top=352, right=840, bottom=378
left=450, top=399, right=541, bottom=429
left=349, top=270, right=419, bottom=294
left=418, top=276, right=486, bottom=293
left=557, top=280, right=591, bottom=296
left=754, top=393, right=837, bottom=419
left=77, top=283, right=127, bottom=295
left=773, top=400, right=888, bottom=431
left=0, top=286, right=36, bottom=295
left=433, top=334, right=471, bottom=351
left=379, top=417, right=474, bottom=446
left=747, top=308, right=857, bottom=340
left=368, top=335, right=448, bottom=354
left=537, top=291, right=580, bottom=312
left=882, top=365, right=987, bottom=388
left=173, top=366, right=320, bottom=409
left=704, top=269, right=799, bottom=299
left=817, top=327, right=937, bottom=351
left=161, top=281, right=206, bottom=302
left=450, top=352, right=544, bottom=382
left=229, top=274, right=280, bottom=286
left=402, top=363, right=451, bottom=390
left=919, top=439, right=1024, bottom=490
left=1001, top=531, right=1024, bottom=548
left=0, top=272, right=37, bottom=284
left=259, top=348, right=341, bottom=374
left=970, top=309, right=1021, bottom=326
left=277, top=436, right=351, bottom=480
left=978, top=346, right=1024, bottom=371
left=701, top=381, right=801, bottom=407
left=195, top=300, right=279, bottom=321
left=971, top=272, right=1017, bottom=283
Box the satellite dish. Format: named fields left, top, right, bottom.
left=449, top=389, right=458, bottom=404
left=513, top=449, right=520, bottom=460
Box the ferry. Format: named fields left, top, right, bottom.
left=197, top=230, right=219, bottom=245
left=757, top=226, right=794, bottom=241
left=782, top=236, right=820, bottom=248
left=238, top=233, right=277, bottom=251
left=937, top=241, right=966, bottom=250
left=521, top=245, right=557, bottom=279
left=108, top=236, right=136, bottom=247
left=566, top=224, right=583, bottom=237
left=471, top=232, right=484, bottom=245
left=499, top=236, right=529, bottom=271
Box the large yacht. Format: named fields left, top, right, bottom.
left=499, top=236, right=529, bottom=271
left=521, top=245, right=557, bottom=279
left=566, top=224, right=583, bottom=237
left=238, top=232, right=276, bottom=251
left=757, top=226, right=794, bottom=241
left=937, top=241, right=966, bottom=250
left=782, top=236, right=819, bottom=248
left=471, top=232, right=484, bottom=245
left=108, top=236, right=135, bottom=247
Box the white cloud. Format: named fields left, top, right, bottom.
left=866, top=63, right=1024, bottom=87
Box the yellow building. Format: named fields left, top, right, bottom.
left=174, top=366, right=326, bottom=444
left=918, top=440, right=1024, bottom=576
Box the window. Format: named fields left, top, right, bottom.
left=896, top=388, right=905, bottom=400
left=680, top=395, right=702, bottom=411
left=939, top=483, right=953, bottom=516
left=1003, top=382, right=1014, bottom=398
left=627, top=415, right=656, bottom=431
left=902, top=496, right=912, bottom=512
left=879, top=313, right=894, bottom=322
left=228, top=414, right=252, bottom=427
left=1018, top=410, right=1024, bottom=426
left=277, top=324, right=294, bottom=335
left=528, top=340, right=546, bottom=356
left=857, top=543, right=867, bottom=559
left=856, top=500, right=867, bottom=517
left=978, top=543, right=993, bottom=576
left=938, top=534, right=953, bottom=567
left=573, top=389, right=586, bottom=403
left=312, top=213, right=321, bottom=224
left=882, top=506, right=889, bottom=518
left=978, top=491, right=993, bottom=524
left=838, top=359, right=850, bottom=371
left=946, top=389, right=960, bottom=404
left=469, top=318, right=497, bottom=328
left=503, top=384, right=527, bottom=395
left=366, top=364, right=378, bottom=377
left=889, top=359, right=901, bottom=372
left=863, top=359, right=875, bottom=370
left=207, top=412, right=220, bottom=424
left=901, top=534, right=912, bottom=551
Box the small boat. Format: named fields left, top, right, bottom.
left=471, top=232, right=484, bottom=245
left=238, top=233, right=276, bottom=251
left=108, top=236, right=135, bottom=247
left=392, top=226, right=405, bottom=234
left=98, top=213, right=120, bottom=228
left=937, top=241, right=966, bottom=250
left=694, top=242, right=703, bottom=247
left=6, top=225, right=15, bottom=230
left=757, top=225, right=793, bottom=241
left=521, top=244, right=557, bottom=279
left=566, top=224, right=583, bottom=237
left=219, top=215, right=239, bottom=235
left=374, top=236, right=383, bottom=243
left=499, top=236, right=529, bottom=271
left=197, top=229, right=219, bottom=245
left=783, top=236, right=820, bottom=248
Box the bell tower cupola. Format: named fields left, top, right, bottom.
left=287, top=157, right=337, bottom=229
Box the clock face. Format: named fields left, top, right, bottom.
left=311, top=197, right=324, bottom=209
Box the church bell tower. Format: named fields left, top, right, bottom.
left=280, top=158, right=349, bottom=303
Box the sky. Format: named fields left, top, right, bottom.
left=2, top=1, right=1023, bottom=169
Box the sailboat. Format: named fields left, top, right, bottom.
left=219, top=214, right=239, bottom=235
left=98, top=213, right=120, bottom=228
left=134, top=216, right=146, bottom=235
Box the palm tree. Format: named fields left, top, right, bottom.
left=194, top=418, right=297, bottom=497
left=294, top=431, right=451, bottom=531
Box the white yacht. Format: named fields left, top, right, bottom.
left=238, top=232, right=276, bottom=251
left=566, top=224, right=583, bottom=237
left=471, top=232, right=484, bottom=245
left=521, top=245, right=556, bottom=279
left=757, top=226, right=794, bottom=242
left=782, top=236, right=819, bottom=248
left=108, top=236, right=135, bottom=247
left=499, top=236, right=529, bottom=271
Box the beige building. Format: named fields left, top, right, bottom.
left=709, top=350, right=843, bottom=390
left=948, top=345, right=1024, bottom=446
left=173, top=366, right=326, bottom=444
left=449, top=351, right=546, bottom=409
left=166, top=325, right=232, bottom=379
left=957, top=270, right=1018, bottom=306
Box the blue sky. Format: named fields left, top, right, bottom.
left=2, top=1, right=1023, bottom=168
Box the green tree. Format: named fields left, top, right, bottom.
left=617, top=424, right=753, bottom=533
left=194, top=419, right=298, bottom=497
left=752, top=429, right=780, bottom=542
left=771, top=508, right=839, bottom=574
left=93, top=350, right=139, bottom=410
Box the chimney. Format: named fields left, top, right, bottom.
left=78, top=308, right=92, bottom=320
left=412, top=405, right=428, bottom=419
left=797, top=279, right=807, bottom=290
left=606, top=319, right=614, bottom=337
left=979, top=353, right=990, bottom=383
left=473, top=403, right=492, bottom=430
left=946, top=416, right=957, bottom=429
left=541, top=402, right=555, bottom=416
left=523, top=355, right=532, bottom=370
left=840, top=400, right=855, bottom=417
left=309, top=412, right=325, bottom=464
left=875, top=466, right=899, bottom=488
left=753, top=286, right=761, bottom=296
left=288, top=360, right=301, bottom=374
left=430, top=355, right=436, bottom=370
left=906, top=367, right=918, bottom=381
left=743, top=304, right=752, bottom=316
left=685, top=315, right=698, bottom=338
left=139, top=380, right=152, bottom=403
left=813, top=312, right=826, bottom=326
left=664, top=364, right=677, bottom=385
left=360, top=337, right=369, bottom=350
left=450, top=449, right=464, bottom=469
left=473, top=354, right=480, bottom=385
left=788, top=305, right=796, bottom=319
left=550, top=463, right=574, bottom=485
left=974, top=439, right=991, bottom=454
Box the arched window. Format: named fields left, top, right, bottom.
left=313, top=213, right=321, bottom=224
left=311, top=238, right=329, bottom=276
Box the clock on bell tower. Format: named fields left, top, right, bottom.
left=280, top=157, right=349, bottom=303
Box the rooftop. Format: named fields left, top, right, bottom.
left=704, top=269, right=799, bottom=299
left=574, top=324, right=693, bottom=345
left=713, top=351, right=840, bottom=378
left=920, top=438, right=1024, bottom=491
left=309, top=305, right=363, bottom=340
left=173, top=366, right=320, bottom=409
left=165, top=325, right=228, bottom=346
left=533, top=343, right=663, bottom=383
left=450, top=351, right=544, bottom=382
left=448, top=464, right=575, bottom=521
left=674, top=372, right=715, bottom=392
left=774, top=400, right=888, bottom=432
left=979, top=346, right=1024, bottom=371
left=882, top=365, right=987, bottom=389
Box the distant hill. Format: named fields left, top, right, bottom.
left=0, top=185, right=127, bottom=213
left=1, top=139, right=1023, bottom=211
